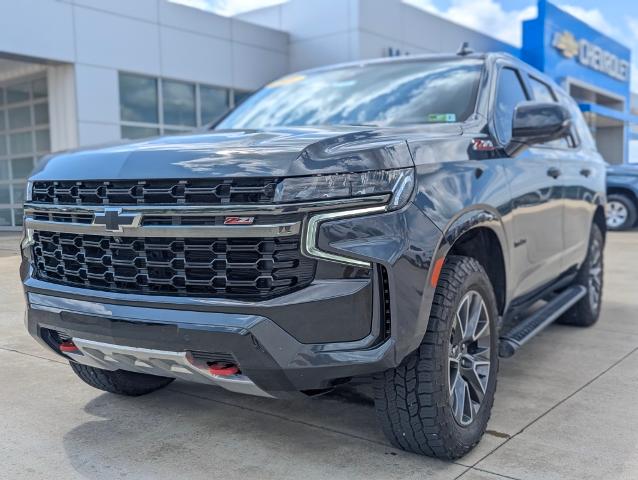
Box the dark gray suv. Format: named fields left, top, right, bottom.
left=21, top=52, right=606, bottom=459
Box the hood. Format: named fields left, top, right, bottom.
left=607, top=163, right=638, bottom=177
left=31, top=125, right=461, bottom=181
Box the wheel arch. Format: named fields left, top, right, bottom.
left=593, top=204, right=607, bottom=242
left=607, top=186, right=638, bottom=207
left=427, top=208, right=509, bottom=316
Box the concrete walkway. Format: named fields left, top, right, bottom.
left=1, top=232, right=636, bottom=479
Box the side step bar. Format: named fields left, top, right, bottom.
left=499, top=285, right=587, bottom=358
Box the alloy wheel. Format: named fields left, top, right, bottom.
left=448, top=290, right=491, bottom=426
left=606, top=201, right=628, bottom=229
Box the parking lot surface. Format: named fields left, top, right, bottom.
left=1, top=232, right=637, bottom=480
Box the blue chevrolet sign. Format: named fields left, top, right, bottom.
left=520, top=0, right=636, bottom=165
left=522, top=0, right=631, bottom=97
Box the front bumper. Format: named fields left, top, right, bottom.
left=23, top=202, right=443, bottom=397
left=26, top=291, right=395, bottom=397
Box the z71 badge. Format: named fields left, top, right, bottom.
left=223, top=216, right=255, bottom=225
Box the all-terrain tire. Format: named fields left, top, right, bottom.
left=557, top=223, right=604, bottom=327
left=373, top=255, right=499, bottom=459
left=70, top=362, right=174, bottom=396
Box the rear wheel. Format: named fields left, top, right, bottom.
left=70, top=362, right=174, bottom=396
left=557, top=223, right=604, bottom=327
left=373, top=256, right=498, bottom=459
left=606, top=194, right=636, bottom=231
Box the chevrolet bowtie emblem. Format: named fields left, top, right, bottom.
left=553, top=30, right=579, bottom=59
left=93, top=208, right=140, bottom=232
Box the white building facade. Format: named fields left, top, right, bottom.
left=0, top=0, right=635, bottom=229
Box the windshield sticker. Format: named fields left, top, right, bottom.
left=267, top=75, right=306, bottom=88
left=427, top=113, right=456, bottom=123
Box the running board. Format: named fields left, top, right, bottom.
left=498, top=285, right=587, bottom=358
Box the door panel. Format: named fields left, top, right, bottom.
left=561, top=151, right=604, bottom=270
left=492, top=66, right=565, bottom=299
left=505, top=148, right=565, bottom=298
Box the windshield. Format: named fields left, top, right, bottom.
left=216, top=59, right=483, bottom=129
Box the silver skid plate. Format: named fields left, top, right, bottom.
left=66, top=338, right=272, bottom=398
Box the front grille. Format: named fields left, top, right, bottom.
left=31, top=178, right=279, bottom=206
left=32, top=231, right=315, bottom=299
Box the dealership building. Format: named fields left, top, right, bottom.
left=0, top=0, right=636, bottom=229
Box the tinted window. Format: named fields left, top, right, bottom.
left=529, top=77, right=556, bottom=103
left=200, top=86, right=229, bottom=125
left=233, top=90, right=252, bottom=106
left=494, top=68, right=528, bottom=144
left=121, top=125, right=160, bottom=140
left=119, top=73, right=158, bottom=123
left=162, top=79, right=196, bottom=127
left=529, top=76, right=570, bottom=148
left=217, top=59, right=483, bottom=129
left=557, top=89, right=596, bottom=150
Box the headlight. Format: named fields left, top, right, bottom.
left=274, top=168, right=414, bottom=210
left=25, top=181, right=33, bottom=202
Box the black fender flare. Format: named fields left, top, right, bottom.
left=417, top=206, right=511, bottom=326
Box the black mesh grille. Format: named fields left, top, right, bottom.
left=32, top=231, right=316, bottom=299
left=31, top=178, right=279, bottom=205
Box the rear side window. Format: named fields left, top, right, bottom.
left=529, top=77, right=556, bottom=103
left=557, top=90, right=597, bottom=151
left=494, top=68, right=529, bottom=144
left=529, top=76, right=571, bottom=148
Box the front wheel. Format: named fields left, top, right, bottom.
left=373, top=256, right=498, bottom=459
left=70, top=362, right=174, bottom=396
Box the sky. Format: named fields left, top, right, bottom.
left=173, top=0, right=638, bottom=91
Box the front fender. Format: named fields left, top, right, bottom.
left=315, top=203, right=510, bottom=365
left=315, top=203, right=442, bottom=364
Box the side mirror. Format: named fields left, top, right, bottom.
left=506, top=102, right=571, bottom=155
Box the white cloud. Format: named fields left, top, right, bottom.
left=405, top=1, right=637, bottom=93
left=404, top=0, right=536, bottom=46
left=173, top=0, right=637, bottom=92
left=559, top=5, right=620, bottom=39
left=625, top=17, right=638, bottom=92
left=171, top=0, right=285, bottom=16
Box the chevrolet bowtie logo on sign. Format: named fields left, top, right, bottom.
left=553, top=31, right=579, bottom=59
left=552, top=30, right=630, bottom=83
left=93, top=208, right=141, bottom=232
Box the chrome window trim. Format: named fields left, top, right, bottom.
left=303, top=206, right=387, bottom=268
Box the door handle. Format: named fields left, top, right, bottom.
left=547, top=167, right=561, bottom=179
left=580, top=168, right=592, bottom=178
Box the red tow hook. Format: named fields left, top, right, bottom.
left=208, top=362, right=240, bottom=376
left=59, top=340, right=79, bottom=353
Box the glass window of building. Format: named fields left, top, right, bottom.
left=118, top=72, right=248, bottom=139
left=163, top=80, right=196, bottom=127
left=201, top=85, right=230, bottom=125
left=233, top=90, right=252, bottom=106
left=119, top=73, right=159, bottom=124
left=0, top=76, right=50, bottom=228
